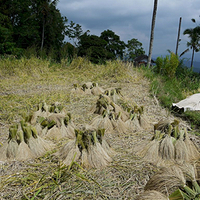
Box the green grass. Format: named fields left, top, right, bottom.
left=140, top=64, right=200, bottom=127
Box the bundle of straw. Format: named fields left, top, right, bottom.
left=60, top=114, right=75, bottom=139
left=87, top=131, right=112, bottom=169
left=110, top=112, right=128, bottom=134
left=135, top=190, right=168, bottom=200
left=159, top=125, right=175, bottom=160
left=90, top=110, right=113, bottom=133
left=91, top=83, right=104, bottom=96
left=22, top=121, right=54, bottom=157
left=71, top=83, right=84, bottom=94
left=56, top=128, right=113, bottom=169
left=104, top=88, right=122, bottom=104
left=135, top=130, right=163, bottom=164
left=136, top=118, right=200, bottom=165
left=145, top=165, right=186, bottom=195
left=184, top=128, right=200, bottom=162
left=6, top=124, right=19, bottom=160
left=16, top=130, right=35, bottom=161
left=174, top=130, right=188, bottom=162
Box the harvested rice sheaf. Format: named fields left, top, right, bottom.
left=90, top=110, right=113, bottom=133
left=31, top=107, right=75, bottom=140
left=110, top=112, right=128, bottom=134
left=145, top=165, right=186, bottom=195
left=135, top=118, right=200, bottom=165
left=91, top=83, right=104, bottom=96
left=56, top=128, right=113, bottom=169
left=21, top=121, right=54, bottom=157
left=135, top=190, right=168, bottom=200
left=6, top=125, right=19, bottom=159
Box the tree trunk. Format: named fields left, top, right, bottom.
left=147, top=0, right=158, bottom=68
left=190, top=47, right=195, bottom=68
left=41, top=17, right=45, bottom=51
left=175, top=17, right=182, bottom=55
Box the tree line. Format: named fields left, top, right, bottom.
left=0, top=0, right=145, bottom=63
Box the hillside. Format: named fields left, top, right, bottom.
left=0, top=57, right=197, bottom=199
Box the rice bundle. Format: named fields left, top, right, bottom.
left=90, top=110, right=113, bottom=133
left=110, top=101, right=129, bottom=122
left=81, top=83, right=92, bottom=94
left=184, top=128, right=200, bottom=162
left=174, top=129, right=188, bottom=163
left=110, top=112, right=128, bottom=134
left=104, top=88, right=122, bottom=104
left=47, top=113, right=65, bottom=128
left=22, top=121, right=54, bottom=157
left=135, top=190, right=168, bottom=200
left=96, top=129, right=114, bottom=157
left=16, top=130, right=35, bottom=161
left=48, top=102, right=64, bottom=114
left=135, top=118, right=199, bottom=165
left=61, top=114, right=76, bottom=139
left=125, top=110, right=142, bottom=132
left=87, top=131, right=112, bottom=169
left=169, top=164, right=200, bottom=199
left=46, top=125, right=62, bottom=140
left=34, top=111, right=75, bottom=140
left=91, top=83, right=104, bottom=96
left=154, top=118, right=171, bottom=133
left=6, top=124, right=19, bottom=160
left=135, top=130, right=163, bottom=164
left=145, top=165, right=186, bottom=195
left=159, top=125, right=175, bottom=160
left=137, top=106, right=150, bottom=130
left=56, top=128, right=113, bottom=169
left=94, top=95, right=111, bottom=115
left=71, top=84, right=84, bottom=94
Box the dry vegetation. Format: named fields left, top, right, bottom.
left=0, top=57, right=199, bottom=199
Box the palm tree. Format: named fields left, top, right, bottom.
left=147, top=0, right=158, bottom=68
left=183, top=26, right=200, bottom=68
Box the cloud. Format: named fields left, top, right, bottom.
left=57, top=0, right=200, bottom=61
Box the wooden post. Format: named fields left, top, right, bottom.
left=175, top=17, right=182, bottom=55
left=147, top=0, right=158, bottom=68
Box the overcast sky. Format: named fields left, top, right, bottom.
left=57, top=0, right=200, bottom=62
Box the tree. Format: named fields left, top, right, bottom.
left=147, top=0, right=158, bottom=68
left=100, top=29, right=126, bottom=60
left=65, top=21, right=89, bottom=47
left=78, top=33, right=107, bottom=64
left=183, top=20, right=200, bottom=68
left=126, top=38, right=145, bottom=61
left=0, top=0, right=67, bottom=59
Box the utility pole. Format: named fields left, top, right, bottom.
left=175, top=17, right=182, bottom=55
left=147, top=0, right=158, bottom=68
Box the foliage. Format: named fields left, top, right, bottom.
left=65, top=21, right=87, bottom=47
left=175, top=59, right=200, bottom=91
left=126, top=38, right=145, bottom=61
left=183, top=19, right=200, bottom=68
left=78, top=34, right=108, bottom=64
left=78, top=30, right=126, bottom=64
left=141, top=57, right=200, bottom=127
left=0, top=0, right=69, bottom=60
left=100, top=29, right=126, bottom=60
left=155, top=52, right=179, bottom=77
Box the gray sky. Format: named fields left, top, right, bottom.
left=57, top=0, right=200, bottom=62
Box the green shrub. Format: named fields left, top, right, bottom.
left=155, top=52, right=179, bottom=77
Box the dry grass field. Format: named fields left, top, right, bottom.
left=0, top=57, right=197, bottom=199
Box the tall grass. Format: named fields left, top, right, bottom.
left=141, top=56, right=200, bottom=127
